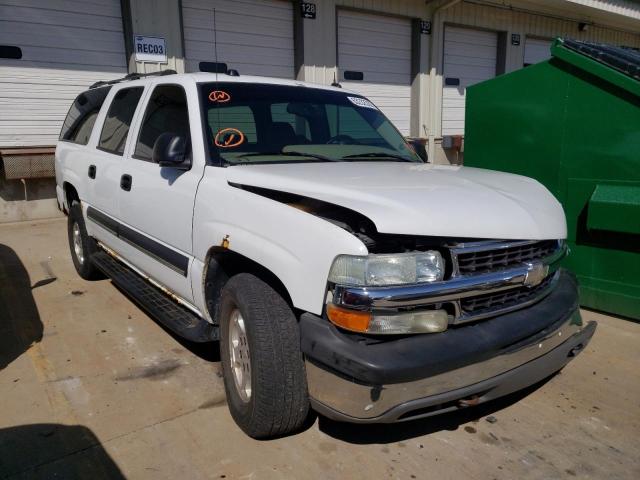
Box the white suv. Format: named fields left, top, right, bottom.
left=55, top=70, right=595, bottom=438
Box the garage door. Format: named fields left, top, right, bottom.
left=182, top=0, right=294, bottom=78
left=524, top=37, right=552, bottom=66
left=0, top=1, right=127, bottom=147
left=337, top=10, right=412, bottom=135
left=442, top=26, right=498, bottom=136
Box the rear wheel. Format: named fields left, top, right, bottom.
left=219, top=273, right=309, bottom=438
left=67, top=201, right=103, bottom=280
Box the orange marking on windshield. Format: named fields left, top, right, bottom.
left=209, top=90, right=231, bottom=103
left=215, top=128, right=245, bottom=148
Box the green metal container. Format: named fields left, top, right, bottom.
left=464, top=38, right=640, bottom=320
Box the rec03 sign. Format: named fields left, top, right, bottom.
left=133, top=35, right=167, bottom=63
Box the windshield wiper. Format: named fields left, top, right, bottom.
left=341, top=152, right=414, bottom=162
left=235, top=151, right=335, bottom=162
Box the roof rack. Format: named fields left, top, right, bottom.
left=89, top=69, right=177, bottom=89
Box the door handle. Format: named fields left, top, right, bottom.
left=120, top=174, right=132, bottom=191
left=88, top=165, right=96, bottom=179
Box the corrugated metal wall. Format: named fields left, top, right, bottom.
left=128, top=0, right=185, bottom=74
left=426, top=0, right=640, bottom=163
left=2, top=0, right=639, bottom=151
left=0, top=0, right=127, bottom=147
left=181, top=0, right=295, bottom=77
left=438, top=1, right=640, bottom=75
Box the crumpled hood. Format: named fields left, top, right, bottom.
left=225, top=162, right=567, bottom=240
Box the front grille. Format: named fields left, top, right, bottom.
left=455, top=240, right=559, bottom=276
left=460, top=274, right=555, bottom=317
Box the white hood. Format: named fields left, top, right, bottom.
left=225, top=162, right=567, bottom=240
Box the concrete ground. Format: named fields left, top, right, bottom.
left=1, top=218, right=638, bottom=480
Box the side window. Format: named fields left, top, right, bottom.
left=98, top=87, right=144, bottom=155
left=134, top=85, right=191, bottom=161
left=59, top=86, right=111, bottom=145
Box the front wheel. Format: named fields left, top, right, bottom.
left=219, top=273, right=309, bottom=438
left=67, top=201, right=103, bottom=280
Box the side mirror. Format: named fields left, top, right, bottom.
left=152, top=132, right=190, bottom=169
left=406, top=137, right=428, bottom=163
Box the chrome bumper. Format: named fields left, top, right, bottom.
left=306, top=309, right=595, bottom=422
left=332, top=241, right=567, bottom=324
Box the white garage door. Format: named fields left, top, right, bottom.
left=442, top=26, right=497, bottom=136
left=0, top=0, right=127, bottom=147
left=337, top=10, right=412, bottom=135
left=524, top=37, right=552, bottom=66
left=182, top=0, right=294, bottom=78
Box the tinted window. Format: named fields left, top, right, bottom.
left=271, top=103, right=310, bottom=141
left=59, top=87, right=111, bottom=145
left=200, top=82, right=420, bottom=165
left=326, top=104, right=382, bottom=143
left=208, top=105, right=257, bottom=144
left=98, top=87, right=144, bottom=155
left=134, top=85, right=190, bottom=161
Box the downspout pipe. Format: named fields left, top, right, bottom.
left=427, top=0, right=462, bottom=163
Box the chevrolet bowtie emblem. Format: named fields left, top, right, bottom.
left=524, top=262, right=549, bottom=287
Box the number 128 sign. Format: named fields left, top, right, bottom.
left=300, top=2, right=316, bottom=19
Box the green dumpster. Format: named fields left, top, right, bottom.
left=464, top=38, right=640, bottom=320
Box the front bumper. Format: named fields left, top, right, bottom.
left=301, top=270, right=596, bottom=422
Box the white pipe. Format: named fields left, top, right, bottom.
left=427, top=0, right=463, bottom=163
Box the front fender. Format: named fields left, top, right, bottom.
left=193, top=173, right=367, bottom=315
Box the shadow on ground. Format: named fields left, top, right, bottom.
left=111, top=282, right=221, bottom=363
left=0, top=244, right=45, bottom=371
left=0, top=424, right=125, bottom=479
left=317, top=375, right=555, bottom=444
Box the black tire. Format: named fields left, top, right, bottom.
left=219, top=273, right=309, bottom=439
left=67, top=201, right=104, bottom=280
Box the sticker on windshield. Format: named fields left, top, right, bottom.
left=214, top=128, right=245, bottom=148
left=347, top=96, right=377, bottom=110
left=209, top=90, right=231, bottom=103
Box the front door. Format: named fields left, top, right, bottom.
left=116, top=82, right=204, bottom=304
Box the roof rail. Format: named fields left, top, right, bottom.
left=89, top=69, right=177, bottom=89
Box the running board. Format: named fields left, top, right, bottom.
left=92, top=251, right=219, bottom=342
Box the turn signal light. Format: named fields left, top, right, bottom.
left=326, top=304, right=371, bottom=333
left=327, top=304, right=449, bottom=335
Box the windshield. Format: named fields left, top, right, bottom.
left=199, top=82, right=421, bottom=165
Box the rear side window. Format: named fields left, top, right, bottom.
left=59, top=87, right=111, bottom=145
left=98, top=87, right=144, bottom=155
left=134, top=85, right=190, bottom=161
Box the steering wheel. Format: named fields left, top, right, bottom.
left=326, top=134, right=358, bottom=145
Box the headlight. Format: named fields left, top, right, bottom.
left=328, top=251, right=444, bottom=286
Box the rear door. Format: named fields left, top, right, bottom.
left=0, top=0, right=127, bottom=148
left=442, top=26, right=498, bottom=136
left=524, top=37, right=552, bottom=66
left=83, top=85, right=145, bottom=244
left=115, top=82, right=204, bottom=303
left=182, top=0, right=294, bottom=77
